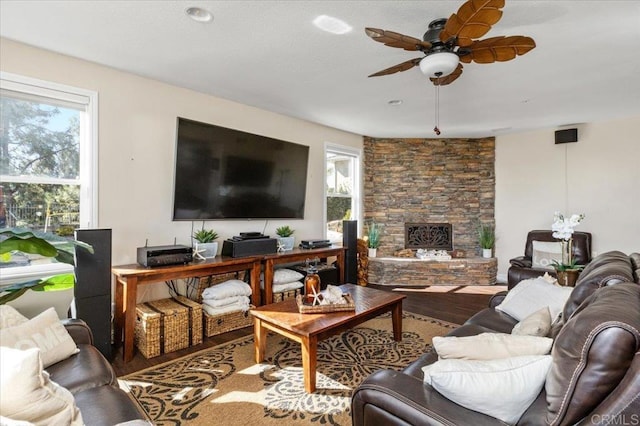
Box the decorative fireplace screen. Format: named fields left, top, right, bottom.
left=405, top=223, right=453, bottom=251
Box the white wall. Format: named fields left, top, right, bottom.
left=0, top=39, right=363, bottom=301
left=495, top=116, right=640, bottom=280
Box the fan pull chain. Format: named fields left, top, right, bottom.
left=433, top=73, right=441, bottom=135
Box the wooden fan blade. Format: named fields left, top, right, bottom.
left=430, top=64, right=464, bottom=86
left=368, top=58, right=422, bottom=77
left=458, top=36, right=536, bottom=64
left=365, top=27, right=432, bottom=52
left=440, top=0, right=505, bottom=47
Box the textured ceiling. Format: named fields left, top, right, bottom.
left=1, top=1, right=639, bottom=138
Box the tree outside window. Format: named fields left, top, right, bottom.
left=1, top=92, right=82, bottom=235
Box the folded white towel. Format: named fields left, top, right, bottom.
left=202, top=300, right=251, bottom=316
left=272, top=281, right=304, bottom=293
left=201, top=280, right=252, bottom=300
left=201, top=295, right=249, bottom=308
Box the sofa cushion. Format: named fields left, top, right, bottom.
left=0, top=346, right=83, bottom=425
left=422, top=355, right=552, bottom=424
left=0, top=307, right=79, bottom=368
left=562, top=250, right=635, bottom=320
left=545, top=283, right=640, bottom=426
left=433, top=333, right=553, bottom=360
left=0, top=305, right=29, bottom=329
left=46, top=344, right=117, bottom=394
left=496, top=277, right=572, bottom=322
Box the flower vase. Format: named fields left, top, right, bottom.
left=557, top=269, right=579, bottom=287
left=482, top=248, right=492, bottom=258
left=561, top=239, right=572, bottom=265
left=368, top=248, right=377, bottom=258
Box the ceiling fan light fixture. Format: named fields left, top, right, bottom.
left=419, top=52, right=459, bottom=78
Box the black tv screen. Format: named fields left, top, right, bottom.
left=172, top=117, right=309, bottom=220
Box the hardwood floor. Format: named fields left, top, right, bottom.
left=112, top=284, right=505, bottom=376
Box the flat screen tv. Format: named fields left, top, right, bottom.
left=172, top=117, right=309, bottom=220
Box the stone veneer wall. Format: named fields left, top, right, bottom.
left=364, top=136, right=495, bottom=257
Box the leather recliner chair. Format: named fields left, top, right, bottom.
left=507, top=230, right=592, bottom=289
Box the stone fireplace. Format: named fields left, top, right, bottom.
left=363, top=136, right=495, bottom=257
left=363, top=136, right=496, bottom=286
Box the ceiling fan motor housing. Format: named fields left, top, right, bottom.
left=422, top=18, right=448, bottom=47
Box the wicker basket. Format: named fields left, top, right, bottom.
left=203, top=306, right=255, bottom=337
left=263, top=287, right=303, bottom=303
left=172, top=295, right=203, bottom=346
left=135, top=298, right=190, bottom=359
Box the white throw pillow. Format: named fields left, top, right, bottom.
left=433, top=333, right=553, bottom=360
left=0, top=307, right=79, bottom=368
left=0, top=347, right=83, bottom=425
left=0, top=416, right=35, bottom=425
left=200, top=279, right=252, bottom=300
left=512, top=307, right=552, bottom=337
left=0, top=305, right=29, bottom=329
left=496, top=277, right=573, bottom=322
left=422, top=355, right=552, bottom=424
left=531, top=241, right=563, bottom=270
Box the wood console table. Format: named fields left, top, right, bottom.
left=262, top=245, right=347, bottom=305
left=112, top=256, right=261, bottom=362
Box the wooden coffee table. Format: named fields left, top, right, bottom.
left=250, top=283, right=406, bottom=393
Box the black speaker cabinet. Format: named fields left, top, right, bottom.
left=343, top=220, right=358, bottom=284
left=74, top=229, right=112, bottom=360
left=555, top=128, right=578, bottom=144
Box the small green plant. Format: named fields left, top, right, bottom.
left=193, top=227, right=218, bottom=243
left=478, top=223, right=495, bottom=249
left=276, top=225, right=294, bottom=237
left=367, top=221, right=381, bottom=249
left=551, top=259, right=585, bottom=272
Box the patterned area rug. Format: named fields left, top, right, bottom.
left=119, top=312, right=457, bottom=426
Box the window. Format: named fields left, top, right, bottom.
left=0, top=72, right=97, bottom=234
left=325, top=144, right=361, bottom=242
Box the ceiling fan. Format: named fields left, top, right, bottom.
left=365, top=0, right=536, bottom=86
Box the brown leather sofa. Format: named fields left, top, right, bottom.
left=507, top=230, right=592, bottom=289
left=352, top=250, right=640, bottom=425
left=45, top=319, right=148, bottom=426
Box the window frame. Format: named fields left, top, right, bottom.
left=323, top=143, right=362, bottom=239
left=0, top=71, right=98, bottom=229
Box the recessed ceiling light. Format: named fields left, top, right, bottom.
left=313, top=15, right=352, bottom=34
left=388, top=100, right=403, bottom=106
left=185, top=7, right=213, bottom=23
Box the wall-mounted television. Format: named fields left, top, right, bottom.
left=172, top=117, right=309, bottom=220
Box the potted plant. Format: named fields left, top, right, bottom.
left=193, top=226, right=219, bottom=259
left=366, top=221, right=381, bottom=257
left=552, top=259, right=584, bottom=287
left=275, top=225, right=295, bottom=251
left=478, top=223, right=495, bottom=258
left=0, top=228, right=93, bottom=311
